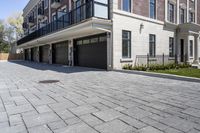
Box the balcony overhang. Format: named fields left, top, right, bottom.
left=28, top=22, right=35, bottom=27
left=18, top=18, right=112, bottom=48
left=51, top=2, right=61, bottom=9
left=38, top=14, right=45, bottom=20
left=178, top=22, right=200, bottom=35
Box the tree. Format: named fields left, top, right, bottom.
left=7, top=12, right=23, bottom=40
left=0, top=20, right=4, bottom=42
left=5, top=13, right=23, bottom=53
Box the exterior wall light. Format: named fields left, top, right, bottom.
left=140, top=23, right=144, bottom=33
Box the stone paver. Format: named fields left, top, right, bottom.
left=94, top=119, right=134, bottom=133
left=0, top=61, right=200, bottom=133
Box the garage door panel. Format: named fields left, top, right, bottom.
left=74, top=34, right=107, bottom=69
left=40, top=45, right=49, bottom=63
left=53, top=42, right=68, bottom=65
left=25, top=49, right=29, bottom=61
left=31, top=48, right=37, bottom=62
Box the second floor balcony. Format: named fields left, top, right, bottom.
left=17, top=0, right=110, bottom=46
left=38, top=7, right=45, bottom=19
left=51, top=0, right=61, bottom=9
left=28, top=16, right=34, bottom=26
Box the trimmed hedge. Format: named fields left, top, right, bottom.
left=123, top=63, right=191, bottom=71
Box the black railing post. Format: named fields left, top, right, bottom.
left=92, top=0, right=94, bottom=17
left=175, top=54, right=178, bottom=65
left=147, top=53, right=149, bottom=68
left=162, top=53, right=165, bottom=66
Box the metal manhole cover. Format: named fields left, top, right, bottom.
left=39, top=80, right=60, bottom=84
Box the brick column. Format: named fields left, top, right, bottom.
left=107, top=32, right=113, bottom=70
left=37, top=46, right=40, bottom=62
left=49, top=44, right=52, bottom=64
left=68, top=40, right=74, bottom=66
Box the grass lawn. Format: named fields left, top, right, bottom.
left=150, top=68, right=200, bottom=79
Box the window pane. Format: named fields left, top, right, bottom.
left=99, top=36, right=107, bottom=42
left=190, top=40, right=193, bottom=57
left=149, top=34, right=156, bottom=57
left=122, top=30, right=131, bottom=58
left=94, top=4, right=108, bottom=19
left=123, top=0, right=131, bottom=12
left=150, top=0, right=156, bottom=19
left=91, top=38, right=98, bottom=43
left=168, top=3, right=174, bottom=23
left=83, top=39, right=90, bottom=44
left=169, top=37, right=174, bottom=57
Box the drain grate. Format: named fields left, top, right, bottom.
left=39, top=80, right=60, bottom=84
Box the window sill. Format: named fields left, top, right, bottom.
left=120, top=58, right=133, bottom=63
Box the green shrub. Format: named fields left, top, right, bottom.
left=123, top=63, right=191, bottom=71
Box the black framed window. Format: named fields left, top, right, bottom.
left=190, top=40, right=193, bottom=57
left=169, top=37, right=174, bottom=57
left=122, top=0, right=131, bottom=12
left=122, top=30, right=131, bottom=58
left=149, top=34, right=156, bottom=57
left=150, top=0, right=156, bottom=19
left=44, top=0, right=49, bottom=9
left=189, top=12, right=194, bottom=22
left=52, top=14, right=57, bottom=21
left=168, top=2, right=175, bottom=23
left=180, top=8, right=185, bottom=24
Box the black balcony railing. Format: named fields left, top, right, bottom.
left=23, top=22, right=28, bottom=29
left=18, top=0, right=109, bottom=45
left=28, top=16, right=34, bottom=23
left=38, top=7, right=44, bottom=16
left=51, top=0, right=61, bottom=4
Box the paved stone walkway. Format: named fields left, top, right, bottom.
left=0, top=61, right=200, bottom=133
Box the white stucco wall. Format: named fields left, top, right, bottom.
left=112, top=11, right=176, bottom=69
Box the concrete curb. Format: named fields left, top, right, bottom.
left=114, top=69, right=200, bottom=83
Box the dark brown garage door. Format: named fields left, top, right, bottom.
left=74, top=34, right=107, bottom=69
left=39, top=45, right=49, bottom=63
left=52, top=42, right=68, bottom=65
left=24, top=49, right=30, bottom=61
left=31, top=47, right=37, bottom=62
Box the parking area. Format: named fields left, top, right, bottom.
left=0, top=61, right=200, bottom=133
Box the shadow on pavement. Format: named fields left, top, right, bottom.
left=9, top=61, right=105, bottom=74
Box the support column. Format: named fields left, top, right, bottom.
left=177, top=0, right=180, bottom=24
left=49, top=44, right=52, bottom=64
left=198, top=35, right=200, bottom=63
left=165, top=0, right=168, bottom=21
left=29, top=48, right=31, bottom=61
left=194, top=35, right=199, bottom=63
left=107, top=32, right=112, bottom=70
left=37, top=46, right=40, bottom=62
left=195, top=0, right=198, bottom=23
left=186, top=35, right=190, bottom=63
left=186, top=0, right=189, bottom=22
left=68, top=40, right=74, bottom=66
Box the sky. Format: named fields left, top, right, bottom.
left=0, top=0, right=29, bottom=20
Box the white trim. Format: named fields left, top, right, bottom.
left=187, top=0, right=189, bottom=22
left=195, top=0, right=198, bottom=23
